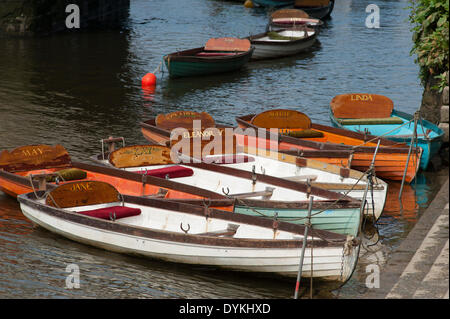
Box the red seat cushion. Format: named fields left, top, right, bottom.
left=136, top=165, right=194, bottom=179
left=77, top=206, right=141, bottom=220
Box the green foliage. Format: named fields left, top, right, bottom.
left=409, top=0, right=449, bottom=91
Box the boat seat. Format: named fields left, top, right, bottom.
left=336, top=117, right=404, bottom=125
left=136, top=165, right=194, bottom=179
left=196, top=52, right=239, bottom=57
left=77, top=205, right=141, bottom=220
left=204, top=154, right=255, bottom=164
left=227, top=187, right=275, bottom=200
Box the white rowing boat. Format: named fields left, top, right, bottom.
left=17, top=180, right=360, bottom=286
left=90, top=144, right=364, bottom=236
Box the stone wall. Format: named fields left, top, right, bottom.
left=439, top=82, right=449, bottom=143
left=419, top=72, right=449, bottom=165
left=439, top=78, right=449, bottom=164
left=0, top=0, right=130, bottom=36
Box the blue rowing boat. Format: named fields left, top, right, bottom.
left=329, top=94, right=444, bottom=170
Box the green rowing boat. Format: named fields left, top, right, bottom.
left=163, top=37, right=254, bottom=78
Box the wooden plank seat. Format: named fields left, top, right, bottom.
left=136, top=165, right=194, bottom=179
left=227, top=187, right=275, bottom=200
left=77, top=205, right=141, bottom=220
left=197, top=224, right=240, bottom=237
left=336, top=117, right=404, bottom=125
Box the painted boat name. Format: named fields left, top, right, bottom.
left=350, top=94, right=373, bottom=102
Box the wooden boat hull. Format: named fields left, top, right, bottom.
left=248, top=29, right=317, bottom=60
left=236, top=114, right=422, bottom=183
left=329, top=110, right=444, bottom=170
left=18, top=190, right=360, bottom=286
left=164, top=47, right=254, bottom=78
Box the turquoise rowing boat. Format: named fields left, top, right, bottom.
left=329, top=94, right=444, bottom=170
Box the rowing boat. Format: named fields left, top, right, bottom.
left=90, top=143, right=363, bottom=236
left=248, top=27, right=317, bottom=60
left=163, top=37, right=254, bottom=78
left=329, top=93, right=444, bottom=170
left=140, top=111, right=351, bottom=167
left=0, top=144, right=233, bottom=211
left=294, top=0, right=335, bottom=19
left=17, top=180, right=361, bottom=287
left=236, top=109, right=422, bottom=183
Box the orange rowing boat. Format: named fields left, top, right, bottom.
left=235, top=109, right=421, bottom=183
left=0, top=144, right=233, bottom=211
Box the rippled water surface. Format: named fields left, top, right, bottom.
left=0, top=0, right=447, bottom=298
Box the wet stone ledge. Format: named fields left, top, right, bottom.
left=0, top=0, right=130, bottom=36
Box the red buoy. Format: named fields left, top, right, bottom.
left=142, top=73, right=157, bottom=87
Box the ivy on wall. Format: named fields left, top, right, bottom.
left=409, top=0, right=449, bottom=91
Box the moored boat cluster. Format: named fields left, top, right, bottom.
left=0, top=0, right=445, bottom=295
left=162, top=6, right=326, bottom=78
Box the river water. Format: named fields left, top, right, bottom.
left=0, top=0, right=447, bottom=299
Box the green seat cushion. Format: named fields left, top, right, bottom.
left=337, top=117, right=404, bottom=125
left=283, top=129, right=324, bottom=138
left=46, top=168, right=87, bottom=182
